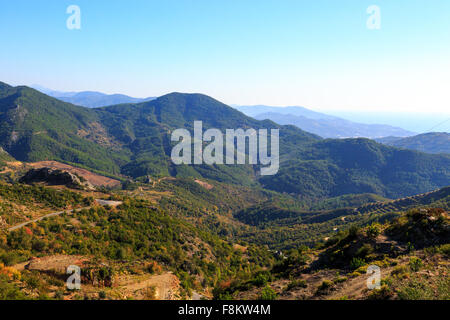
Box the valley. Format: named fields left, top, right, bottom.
left=0, top=82, right=448, bottom=300
left=2, top=0, right=449, bottom=309
left=0, top=156, right=448, bottom=300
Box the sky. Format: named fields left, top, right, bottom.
left=1, top=0, right=449, bottom=114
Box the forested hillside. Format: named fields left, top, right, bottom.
left=217, top=207, right=449, bottom=300
left=376, top=132, right=450, bottom=154
left=0, top=82, right=449, bottom=200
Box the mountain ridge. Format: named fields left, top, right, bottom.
left=235, top=105, right=415, bottom=139
left=0, top=82, right=448, bottom=200
left=376, top=132, right=450, bottom=154
left=31, top=84, right=155, bottom=108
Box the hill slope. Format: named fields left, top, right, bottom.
left=0, top=82, right=449, bottom=199
left=225, top=207, right=450, bottom=300
left=254, top=112, right=415, bottom=139
left=233, top=186, right=450, bottom=249
left=0, top=82, right=130, bottom=174
left=235, top=105, right=414, bottom=138
left=32, top=85, right=155, bottom=108
left=376, top=132, right=450, bottom=154
left=55, top=92, right=155, bottom=108
left=94, top=92, right=320, bottom=185
left=261, top=137, right=450, bottom=198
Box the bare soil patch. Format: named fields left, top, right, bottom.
left=116, top=272, right=180, bottom=300
left=21, top=255, right=88, bottom=273
left=195, top=179, right=214, bottom=190
left=29, top=161, right=120, bottom=188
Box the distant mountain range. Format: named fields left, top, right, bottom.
left=376, top=132, right=450, bottom=154
left=1, top=81, right=449, bottom=199
left=325, top=110, right=450, bottom=134
left=32, top=86, right=417, bottom=139
left=234, top=105, right=415, bottom=139
left=31, top=85, right=155, bottom=108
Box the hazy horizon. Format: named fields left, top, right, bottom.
left=8, top=81, right=449, bottom=133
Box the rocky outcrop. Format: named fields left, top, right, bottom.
left=19, top=167, right=94, bottom=190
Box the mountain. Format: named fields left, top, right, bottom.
left=235, top=105, right=338, bottom=120
left=94, top=93, right=319, bottom=185
left=376, top=132, right=450, bottom=154
left=30, top=85, right=77, bottom=98
left=325, top=110, right=450, bottom=133
left=254, top=112, right=415, bottom=139
left=261, top=137, right=450, bottom=199
left=0, top=82, right=449, bottom=200
left=0, top=83, right=128, bottom=175
left=31, top=85, right=155, bottom=108
left=234, top=105, right=415, bottom=139
left=56, top=91, right=156, bottom=108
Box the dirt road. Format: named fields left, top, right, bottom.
left=7, top=207, right=90, bottom=232
left=7, top=199, right=122, bottom=232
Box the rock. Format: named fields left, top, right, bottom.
left=19, top=167, right=94, bottom=190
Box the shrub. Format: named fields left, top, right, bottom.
left=380, top=277, right=392, bottom=287
left=252, top=271, right=271, bottom=287
left=0, top=266, right=21, bottom=281
left=367, top=284, right=392, bottom=300
left=348, top=271, right=361, bottom=278
left=286, top=279, right=307, bottom=290
left=334, top=276, right=348, bottom=284
left=259, top=285, right=277, bottom=300
left=391, top=265, right=409, bottom=279
left=23, top=273, right=42, bottom=290
left=54, top=291, right=64, bottom=300
left=355, top=265, right=368, bottom=274
left=0, top=275, right=27, bottom=300
left=437, top=244, right=450, bottom=257
left=147, top=261, right=163, bottom=275
left=348, top=226, right=361, bottom=239
left=32, top=239, right=48, bottom=252
left=350, top=257, right=366, bottom=270
left=356, top=244, right=374, bottom=258
left=408, top=257, right=423, bottom=272
left=367, top=223, right=381, bottom=238
left=397, top=280, right=433, bottom=300
left=318, top=280, right=333, bottom=292
left=215, top=292, right=233, bottom=300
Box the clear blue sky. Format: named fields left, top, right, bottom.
left=1, top=0, right=449, bottom=113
